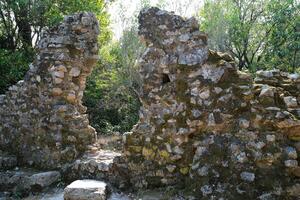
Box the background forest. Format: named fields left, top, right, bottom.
left=0, top=0, right=299, bottom=134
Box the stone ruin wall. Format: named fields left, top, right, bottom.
left=123, top=7, right=300, bottom=198
left=0, top=13, right=99, bottom=169
left=0, top=7, right=299, bottom=198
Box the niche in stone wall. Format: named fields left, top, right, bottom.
left=162, top=73, right=171, bottom=84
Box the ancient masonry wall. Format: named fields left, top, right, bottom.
left=0, top=13, right=99, bottom=169
left=123, top=7, right=300, bottom=198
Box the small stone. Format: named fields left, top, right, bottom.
left=193, top=146, right=207, bottom=160
left=0, top=95, right=5, bottom=104
left=266, top=135, right=276, bottom=142
left=198, top=64, right=225, bottom=83
left=36, top=75, right=41, bottom=82
left=166, top=165, right=176, bottom=173
left=67, top=92, right=76, bottom=103
left=192, top=109, right=202, bottom=118
left=255, top=141, right=266, bottom=149
left=57, top=65, right=67, bottom=72
left=259, top=86, right=274, bottom=98
left=283, top=96, right=298, bottom=108
left=191, top=87, right=198, bottom=96
left=54, top=77, right=63, bottom=84
left=29, top=171, right=61, bottom=188
left=258, top=193, right=273, bottom=200
left=285, top=147, right=298, bottom=159
left=275, top=112, right=286, bottom=119
left=52, top=88, right=63, bottom=96
left=81, top=17, right=91, bottom=26
left=178, top=49, right=208, bottom=66
left=286, top=184, right=300, bottom=197
left=291, top=166, right=300, bottom=177
left=200, top=185, right=213, bottom=196
left=67, top=136, right=77, bottom=142
left=170, top=154, right=182, bottom=161
left=173, top=146, right=184, bottom=155
left=237, top=152, right=248, bottom=163
left=54, top=71, right=65, bottom=78
left=199, top=89, right=210, bottom=99
left=239, top=119, right=250, bottom=129
left=208, top=113, right=215, bottom=126
left=64, top=180, right=107, bottom=200
left=240, top=172, right=255, bottom=182
left=284, top=160, right=298, bottom=168
left=266, top=107, right=280, bottom=111
left=214, top=87, right=223, bottom=94
left=177, top=128, right=189, bottom=135
left=179, top=34, right=190, bottom=42
left=69, top=67, right=81, bottom=77
left=289, top=73, right=300, bottom=80
left=197, top=165, right=209, bottom=176
left=165, top=143, right=172, bottom=153
left=256, top=70, right=273, bottom=78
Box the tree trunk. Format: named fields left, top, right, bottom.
left=13, top=1, right=32, bottom=47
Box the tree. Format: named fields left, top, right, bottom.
left=199, top=0, right=229, bottom=52
left=0, top=0, right=111, bottom=93
left=263, top=0, right=300, bottom=72
left=199, top=0, right=299, bottom=72
left=84, top=34, right=143, bottom=133
left=200, top=0, right=271, bottom=71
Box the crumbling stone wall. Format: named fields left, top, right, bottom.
left=0, top=12, right=99, bottom=169
left=124, top=7, right=300, bottom=198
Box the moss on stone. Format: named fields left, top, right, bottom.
left=179, top=167, right=189, bottom=175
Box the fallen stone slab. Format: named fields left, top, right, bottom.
left=64, top=180, right=108, bottom=200
left=28, top=171, right=61, bottom=189
left=0, top=169, right=61, bottom=197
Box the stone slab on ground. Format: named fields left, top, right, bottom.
left=64, top=180, right=108, bottom=200
left=0, top=169, right=61, bottom=195
left=29, top=171, right=61, bottom=189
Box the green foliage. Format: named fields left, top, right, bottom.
left=83, top=1, right=147, bottom=134
left=84, top=39, right=142, bottom=134
left=263, top=0, right=300, bottom=71
left=0, top=48, right=34, bottom=94
left=43, top=0, right=111, bottom=44
left=199, top=1, right=229, bottom=52
left=199, top=0, right=299, bottom=72
left=0, top=0, right=111, bottom=93
left=0, top=0, right=140, bottom=135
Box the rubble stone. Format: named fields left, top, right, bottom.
left=64, top=180, right=108, bottom=200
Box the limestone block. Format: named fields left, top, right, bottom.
left=64, top=180, right=108, bottom=200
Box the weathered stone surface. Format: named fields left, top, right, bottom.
left=64, top=180, right=107, bottom=200
left=123, top=7, right=300, bottom=199
left=0, top=12, right=99, bottom=169
left=27, top=171, right=61, bottom=188
left=62, top=147, right=129, bottom=190
left=0, top=169, right=61, bottom=196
